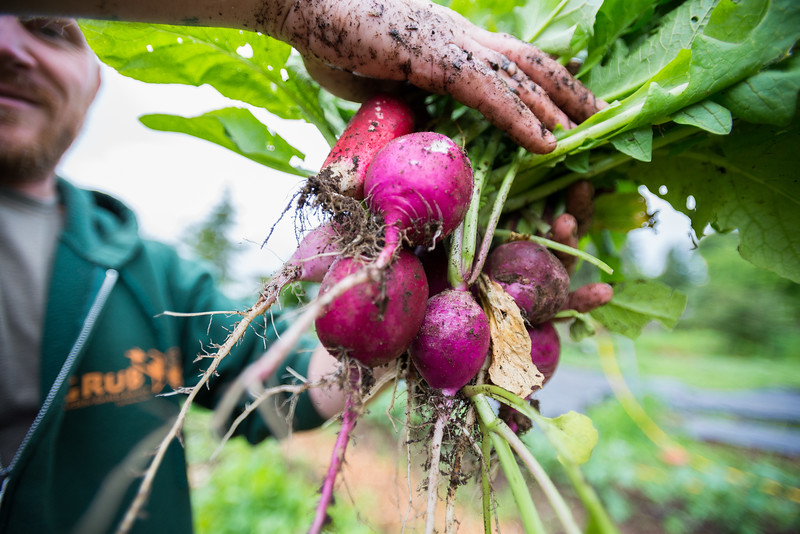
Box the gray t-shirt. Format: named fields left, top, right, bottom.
left=0, top=186, right=63, bottom=467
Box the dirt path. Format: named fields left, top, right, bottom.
left=281, top=423, right=525, bottom=533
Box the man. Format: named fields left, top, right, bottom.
left=0, top=15, right=352, bottom=534
left=0, top=4, right=601, bottom=533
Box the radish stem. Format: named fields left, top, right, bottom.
left=459, top=129, right=502, bottom=281
left=468, top=146, right=525, bottom=285
left=465, top=384, right=619, bottom=534
left=491, top=432, right=546, bottom=534
left=478, top=420, right=494, bottom=534
left=491, top=410, right=582, bottom=534
left=469, top=393, right=545, bottom=534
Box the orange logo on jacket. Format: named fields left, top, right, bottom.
left=65, top=348, right=183, bottom=409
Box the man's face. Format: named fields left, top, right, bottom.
left=0, top=17, right=100, bottom=185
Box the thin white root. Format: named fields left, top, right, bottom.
left=424, top=404, right=451, bottom=534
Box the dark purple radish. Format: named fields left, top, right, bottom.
left=286, top=221, right=342, bottom=283
left=485, top=240, right=570, bottom=324
left=365, top=132, right=473, bottom=268
left=315, top=248, right=429, bottom=367
left=415, top=244, right=450, bottom=297
left=528, top=321, right=560, bottom=384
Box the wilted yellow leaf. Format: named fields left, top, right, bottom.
left=476, top=274, right=543, bottom=398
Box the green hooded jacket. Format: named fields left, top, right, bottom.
left=0, top=179, right=324, bottom=533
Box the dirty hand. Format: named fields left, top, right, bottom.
left=268, top=0, right=604, bottom=154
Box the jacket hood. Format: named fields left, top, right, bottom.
left=57, top=178, right=141, bottom=268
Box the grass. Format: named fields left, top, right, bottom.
left=185, top=410, right=375, bottom=534
left=522, top=396, right=800, bottom=534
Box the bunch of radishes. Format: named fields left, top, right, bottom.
left=222, top=93, right=612, bottom=533
left=298, top=94, right=608, bottom=394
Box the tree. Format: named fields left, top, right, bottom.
left=183, top=187, right=238, bottom=287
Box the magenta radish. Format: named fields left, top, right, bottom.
left=365, top=132, right=474, bottom=267
left=407, top=288, right=490, bottom=534
left=485, top=240, right=570, bottom=324
left=314, top=248, right=429, bottom=367
left=308, top=248, right=428, bottom=534
left=320, top=93, right=415, bottom=199
left=527, top=321, right=560, bottom=384
left=409, top=289, right=490, bottom=396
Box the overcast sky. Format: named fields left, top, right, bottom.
left=58, top=64, right=694, bottom=296
left=59, top=63, right=331, bottom=295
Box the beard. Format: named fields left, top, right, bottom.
left=0, top=117, right=80, bottom=186
left=0, top=70, right=87, bottom=187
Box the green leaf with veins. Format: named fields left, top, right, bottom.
left=79, top=20, right=337, bottom=145
left=590, top=280, right=688, bottom=338
left=140, top=108, right=309, bottom=177
left=714, top=55, right=800, bottom=126
left=437, top=0, right=525, bottom=33
left=513, top=0, right=603, bottom=57
left=578, top=0, right=654, bottom=76
left=591, top=191, right=651, bottom=234
left=582, top=0, right=718, bottom=101
left=672, top=100, right=732, bottom=135
left=609, top=126, right=653, bottom=162
left=521, top=0, right=799, bottom=170
left=624, top=117, right=800, bottom=283
left=703, top=0, right=768, bottom=43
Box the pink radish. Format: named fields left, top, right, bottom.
left=564, top=282, right=614, bottom=313
left=310, top=131, right=473, bottom=534
left=320, top=93, right=415, bottom=199
left=255, top=95, right=414, bottom=320
left=285, top=221, right=343, bottom=283
left=365, top=132, right=474, bottom=267
left=309, top=248, right=427, bottom=534
left=485, top=240, right=570, bottom=324
left=314, top=248, right=429, bottom=367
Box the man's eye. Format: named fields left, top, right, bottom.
left=21, top=18, right=72, bottom=42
